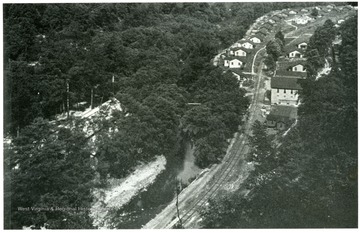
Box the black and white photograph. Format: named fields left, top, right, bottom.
left=2, top=0, right=358, bottom=230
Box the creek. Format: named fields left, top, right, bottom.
left=108, top=141, right=202, bottom=229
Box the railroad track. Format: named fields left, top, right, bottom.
left=165, top=58, right=264, bottom=229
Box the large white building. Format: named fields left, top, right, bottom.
left=271, top=77, right=302, bottom=106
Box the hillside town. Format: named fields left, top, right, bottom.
left=217, top=4, right=356, bottom=132
left=3, top=2, right=358, bottom=230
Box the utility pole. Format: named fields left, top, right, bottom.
left=112, top=74, right=115, bottom=95
left=66, top=79, right=70, bottom=118
left=175, top=179, right=183, bottom=228
left=91, top=87, right=94, bottom=109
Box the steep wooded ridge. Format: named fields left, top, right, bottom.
left=3, top=2, right=341, bottom=229
left=201, top=15, right=357, bottom=228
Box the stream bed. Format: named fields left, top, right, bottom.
left=108, top=141, right=202, bottom=229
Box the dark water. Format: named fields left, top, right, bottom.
left=108, top=141, right=202, bottom=229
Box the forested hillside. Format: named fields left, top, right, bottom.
left=4, top=2, right=341, bottom=229
left=201, top=15, right=357, bottom=228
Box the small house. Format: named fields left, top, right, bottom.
left=261, top=23, right=273, bottom=32
left=224, top=57, right=245, bottom=68
left=257, top=28, right=268, bottom=37
left=250, top=36, right=263, bottom=44
left=240, top=41, right=255, bottom=49
left=294, top=16, right=310, bottom=25
left=287, top=49, right=304, bottom=58
left=272, top=15, right=282, bottom=21
left=230, top=48, right=249, bottom=57
left=289, top=10, right=297, bottom=15
left=297, top=42, right=308, bottom=50
left=288, top=63, right=306, bottom=72
left=266, top=105, right=298, bottom=130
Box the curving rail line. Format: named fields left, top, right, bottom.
left=165, top=50, right=265, bottom=229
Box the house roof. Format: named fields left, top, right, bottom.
left=257, top=28, right=268, bottom=37
left=252, top=33, right=265, bottom=41
left=285, top=47, right=303, bottom=54
left=297, top=41, right=308, bottom=45
left=261, top=22, right=273, bottom=30
left=231, top=69, right=253, bottom=78
left=239, top=40, right=255, bottom=46
left=275, top=70, right=307, bottom=79
left=267, top=105, right=298, bottom=123
left=279, top=13, right=288, bottom=17
left=272, top=15, right=282, bottom=21
left=271, top=77, right=303, bottom=90
left=229, top=47, right=253, bottom=54
left=224, top=56, right=248, bottom=63
left=277, top=60, right=307, bottom=70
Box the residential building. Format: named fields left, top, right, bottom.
left=266, top=105, right=298, bottom=130
left=230, top=47, right=248, bottom=56
left=250, top=36, right=262, bottom=44
left=269, top=19, right=276, bottom=24
left=288, top=63, right=306, bottom=72
left=224, top=57, right=245, bottom=68
left=271, top=77, right=302, bottom=106
left=287, top=49, right=304, bottom=58
left=240, top=41, right=255, bottom=49
left=297, top=42, right=308, bottom=49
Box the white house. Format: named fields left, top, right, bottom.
left=297, top=42, right=308, bottom=49
left=289, top=10, right=297, bottom=15
left=234, top=49, right=247, bottom=57
left=290, top=64, right=306, bottom=72
left=241, top=42, right=254, bottom=49
left=301, top=9, right=309, bottom=12
left=294, top=17, right=309, bottom=25
left=269, top=19, right=276, bottom=24
left=250, top=36, right=262, bottom=43
left=271, top=77, right=302, bottom=106
left=224, top=57, right=244, bottom=68
left=338, top=19, right=345, bottom=24
left=229, top=58, right=243, bottom=68
left=288, top=50, right=303, bottom=58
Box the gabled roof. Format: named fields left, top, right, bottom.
left=224, top=56, right=247, bottom=63
left=239, top=40, right=255, bottom=46
left=297, top=41, right=308, bottom=45
left=267, top=105, right=298, bottom=123
left=288, top=60, right=307, bottom=67
left=275, top=70, right=307, bottom=79
left=285, top=47, right=303, bottom=54
left=277, top=60, right=307, bottom=70
left=229, top=47, right=253, bottom=54
left=272, top=14, right=282, bottom=21
left=261, top=22, right=273, bottom=30
left=252, top=33, right=265, bottom=40
left=257, top=28, right=268, bottom=37
left=271, top=77, right=303, bottom=90
left=231, top=69, right=253, bottom=78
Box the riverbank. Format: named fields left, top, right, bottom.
left=90, top=155, right=166, bottom=229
